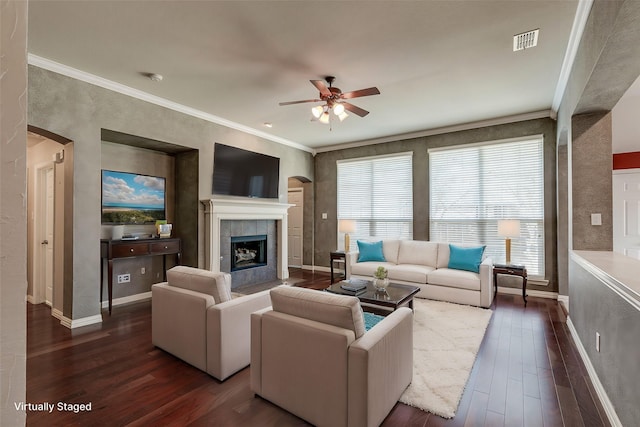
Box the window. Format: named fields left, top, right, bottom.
left=337, top=153, right=413, bottom=251
left=429, top=136, right=544, bottom=277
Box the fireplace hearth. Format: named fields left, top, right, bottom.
left=231, top=235, right=267, bottom=271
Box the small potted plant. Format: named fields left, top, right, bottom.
left=373, top=266, right=389, bottom=291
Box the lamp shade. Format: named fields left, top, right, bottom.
left=338, top=219, right=356, bottom=233
left=497, top=219, right=521, bottom=238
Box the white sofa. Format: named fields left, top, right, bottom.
left=345, top=240, right=494, bottom=308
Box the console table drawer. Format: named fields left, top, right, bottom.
left=111, top=243, right=150, bottom=258
left=150, top=240, right=180, bottom=255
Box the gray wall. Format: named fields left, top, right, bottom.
left=0, top=0, right=28, bottom=424
left=314, top=118, right=558, bottom=292
left=28, top=66, right=314, bottom=322
left=571, top=112, right=613, bottom=250
left=569, top=255, right=640, bottom=427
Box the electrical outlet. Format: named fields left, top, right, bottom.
left=117, top=273, right=131, bottom=284
left=141, top=267, right=146, bottom=275
left=596, top=332, right=601, bottom=352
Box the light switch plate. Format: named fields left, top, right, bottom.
left=322, top=213, right=328, bottom=220
left=591, top=213, right=602, bottom=226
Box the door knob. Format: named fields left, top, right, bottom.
left=41, top=240, right=49, bottom=245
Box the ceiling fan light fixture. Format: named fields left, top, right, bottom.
left=311, top=105, right=324, bottom=118
left=319, top=111, right=330, bottom=124
left=333, top=103, right=345, bottom=115
left=337, top=111, right=349, bottom=122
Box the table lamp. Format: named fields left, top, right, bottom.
left=497, top=219, right=520, bottom=264
left=338, top=219, right=356, bottom=252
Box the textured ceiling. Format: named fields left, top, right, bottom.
left=28, top=1, right=579, bottom=150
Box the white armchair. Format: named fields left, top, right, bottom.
left=251, top=285, right=413, bottom=427
left=152, top=266, right=271, bottom=381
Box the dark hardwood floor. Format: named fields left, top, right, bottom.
left=27, top=269, right=610, bottom=426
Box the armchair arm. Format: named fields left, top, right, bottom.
left=348, top=307, right=413, bottom=427
left=344, top=251, right=359, bottom=279
left=206, top=289, right=271, bottom=381
left=152, top=283, right=215, bottom=371
left=479, top=257, right=494, bottom=308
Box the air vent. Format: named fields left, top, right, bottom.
left=513, top=29, right=539, bottom=51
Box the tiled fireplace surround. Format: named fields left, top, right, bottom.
left=202, top=198, right=291, bottom=289
left=220, top=220, right=276, bottom=287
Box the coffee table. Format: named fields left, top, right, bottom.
left=326, top=280, right=420, bottom=315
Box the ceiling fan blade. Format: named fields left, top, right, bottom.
left=279, top=99, right=321, bottom=106
left=340, top=87, right=380, bottom=99
left=343, top=102, right=370, bottom=117
left=310, top=80, right=332, bottom=97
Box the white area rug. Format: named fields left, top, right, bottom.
left=399, top=298, right=493, bottom=419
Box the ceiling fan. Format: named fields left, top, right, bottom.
left=279, top=76, right=380, bottom=124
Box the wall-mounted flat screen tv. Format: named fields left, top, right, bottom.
left=101, top=170, right=166, bottom=224
left=212, top=143, right=280, bottom=199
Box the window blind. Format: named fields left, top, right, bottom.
left=429, top=137, right=544, bottom=276
left=337, top=153, right=413, bottom=251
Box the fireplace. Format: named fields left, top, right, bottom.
left=231, top=235, right=267, bottom=271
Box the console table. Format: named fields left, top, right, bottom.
left=100, top=238, right=181, bottom=314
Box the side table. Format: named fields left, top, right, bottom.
left=493, top=264, right=528, bottom=306
left=330, top=251, right=346, bottom=284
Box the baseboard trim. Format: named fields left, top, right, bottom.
left=60, top=314, right=103, bottom=329
left=497, top=286, right=557, bottom=299
left=311, top=266, right=332, bottom=273
left=101, top=291, right=152, bottom=309
left=558, top=295, right=569, bottom=312
left=26, top=294, right=36, bottom=304
left=301, top=264, right=315, bottom=271
left=566, top=317, right=622, bottom=427
left=51, top=308, right=64, bottom=321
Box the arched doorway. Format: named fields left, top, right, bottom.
left=26, top=126, right=72, bottom=320
left=287, top=176, right=313, bottom=270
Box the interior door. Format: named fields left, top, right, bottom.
left=287, top=189, right=303, bottom=268
left=613, top=170, right=640, bottom=259
left=44, top=167, right=55, bottom=305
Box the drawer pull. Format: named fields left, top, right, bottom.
left=164, top=246, right=168, bottom=249
left=130, top=248, right=134, bottom=253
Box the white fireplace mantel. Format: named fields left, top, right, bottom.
left=202, top=198, right=293, bottom=279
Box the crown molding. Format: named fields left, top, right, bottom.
left=27, top=54, right=314, bottom=154
left=551, top=0, right=595, bottom=113
left=314, top=109, right=552, bottom=153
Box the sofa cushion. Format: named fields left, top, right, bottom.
left=351, top=261, right=397, bottom=278
left=397, top=240, right=438, bottom=267
left=381, top=239, right=401, bottom=264
left=270, top=285, right=366, bottom=339
left=357, top=240, right=386, bottom=262
left=448, top=244, right=486, bottom=273
left=387, top=264, right=434, bottom=284
left=167, top=266, right=232, bottom=303
left=427, top=268, right=481, bottom=291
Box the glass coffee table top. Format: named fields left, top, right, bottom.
left=326, top=280, right=420, bottom=312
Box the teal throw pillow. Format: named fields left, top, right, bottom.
left=448, top=244, right=486, bottom=273
left=357, top=240, right=386, bottom=262
left=363, top=312, right=385, bottom=331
